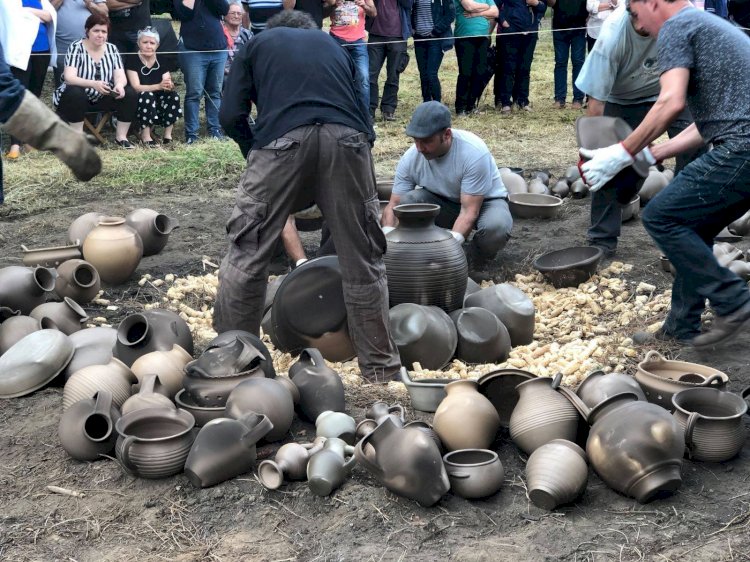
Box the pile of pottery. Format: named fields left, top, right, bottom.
left=713, top=242, right=750, bottom=281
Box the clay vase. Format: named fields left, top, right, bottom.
left=184, top=412, right=273, bottom=488
left=500, top=171, right=528, bottom=195
left=58, top=390, right=121, bottom=461
left=449, top=307, right=511, bottom=364
left=383, top=204, right=467, bottom=313
left=207, top=330, right=275, bottom=378
left=443, top=449, right=505, bottom=499
left=224, top=377, right=296, bottom=442
left=55, top=259, right=101, bottom=304
left=316, top=410, right=357, bottom=445
left=307, top=437, right=356, bottom=496
left=671, top=387, right=747, bottom=462
left=526, top=439, right=588, bottom=510
left=82, top=217, right=143, bottom=285
left=115, top=407, right=196, bottom=479
left=121, top=374, right=175, bottom=415
left=68, top=211, right=105, bottom=245
left=125, top=208, right=179, bottom=256
left=354, top=416, right=449, bottom=507
left=289, top=348, right=346, bottom=422
left=63, top=358, right=135, bottom=411
left=130, top=344, right=192, bottom=400
left=355, top=402, right=406, bottom=440
left=115, top=308, right=194, bottom=367
left=509, top=374, right=580, bottom=455
left=30, top=297, right=88, bottom=335
left=389, top=303, right=458, bottom=370
left=62, top=326, right=117, bottom=380
left=528, top=178, right=550, bottom=195
left=0, top=266, right=56, bottom=315
left=0, top=315, right=42, bottom=356
left=638, top=170, right=669, bottom=205
left=257, top=437, right=327, bottom=489
left=433, top=380, right=500, bottom=451
left=552, top=180, right=570, bottom=198
left=464, top=283, right=535, bottom=347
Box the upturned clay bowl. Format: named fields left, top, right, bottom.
left=449, top=307, right=511, bottom=364
left=508, top=194, right=562, bottom=219
left=62, top=326, right=118, bottom=380
left=443, top=449, right=505, bottom=499
left=533, top=246, right=604, bottom=288
left=400, top=367, right=450, bottom=413
left=463, top=284, right=535, bottom=347
left=0, top=329, right=74, bottom=398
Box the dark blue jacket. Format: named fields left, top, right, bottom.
left=411, top=0, right=455, bottom=50
left=496, top=0, right=546, bottom=32
left=173, top=0, right=230, bottom=51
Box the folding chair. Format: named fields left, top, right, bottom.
left=83, top=111, right=113, bottom=144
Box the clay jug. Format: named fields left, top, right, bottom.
left=355, top=402, right=406, bottom=439
left=114, top=308, right=194, bottom=367
left=316, top=410, right=357, bottom=444
left=289, top=348, right=346, bottom=422
left=383, top=204, right=467, bottom=313
left=450, top=307, right=511, bottom=364
left=30, top=297, right=88, bottom=335
left=63, top=357, right=135, bottom=411
left=62, top=326, right=117, bottom=380
left=58, top=390, right=121, bottom=461
left=225, top=377, right=296, bottom=442
left=500, top=171, right=527, bottom=195
left=68, top=211, right=105, bottom=245
left=82, top=217, right=143, bottom=285
left=121, top=374, right=175, bottom=415
left=509, top=374, right=580, bottom=454
left=125, top=208, right=179, bottom=256
left=0, top=315, right=42, bottom=356
left=389, top=303, right=458, bottom=371
left=464, top=283, right=535, bottom=346
left=307, top=437, right=356, bottom=496
left=257, top=437, right=327, bottom=489
left=354, top=416, right=449, bottom=507
left=130, top=344, right=192, bottom=400
left=443, top=449, right=505, bottom=499
left=0, top=266, right=56, bottom=315
left=55, top=259, right=101, bottom=304
left=184, top=413, right=273, bottom=488
left=433, top=380, right=500, bottom=451
left=207, top=330, right=275, bottom=378
left=526, top=439, right=588, bottom=510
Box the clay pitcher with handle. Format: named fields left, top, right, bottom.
left=58, top=390, right=121, bottom=461
left=55, top=259, right=101, bottom=304
left=0, top=266, right=56, bottom=315
left=125, top=208, right=179, bottom=256
left=306, top=437, right=356, bottom=496
left=289, top=348, right=346, bottom=422
left=121, top=374, right=175, bottom=415
left=257, top=437, right=327, bottom=489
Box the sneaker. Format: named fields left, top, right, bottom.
left=500, top=106, right=512, bottom=115
left=691, top=300, right=750, bottom=349
left=382, top=112, right=396, bottom=122
left=210, top=130, right=228, bottom=141
left=571, top=100, right=583, bottom=110
left=553, top=100, right=565, bottom=109
left=115, top=139, right=135, bottom=149
left=6, top=146, right=21, bottom=160
left=186, top=136, right=199, bottom=145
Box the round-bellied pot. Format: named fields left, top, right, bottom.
left=63, top=357, right=135, bottom=411
left=130, top=345, right=193, bottom=400
left=0, top=315, right=42, bottom=356
left=526, top=439, right=587, bottom=510
left=0, top=266, right=56, bottom=315
left=125, top=208, right=179, bottom=256
left=82, top=217, right=143, bottom=285
left=59, top=390, right=121, bottom=461
left=121, top=374, right=175, bottom=415
left=114, top=308, right=194, bottom=367
left=224, top=377, right=296, bottom=442
left=575, top=370, right=646, bottom=415
left=433, top=380, right=500, bottom=452
left=30, top=297, right=88, bottom=336
left=316, top=410, right=357, bottom=445
left=68, top=212, right=105, bottom=245
left=55, top=259, right=101, bottom=305
left=389, top=303, right=457, bottom=371
left=443, top=449, right=504, bottom=499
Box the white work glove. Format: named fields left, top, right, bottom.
left=579, top=143, right=657, bottom=192
left=382, top=225, right=396, bottom=235
left=449, top=230, right=465, bottom=244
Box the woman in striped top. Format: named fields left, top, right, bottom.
left=53, top=13, right=139, bottom=148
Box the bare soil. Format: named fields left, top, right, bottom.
left=1, top=178, right=749, bottom=562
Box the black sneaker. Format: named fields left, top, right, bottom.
left=115, top=139, right=135, bottom=149
left=382, top=112, right=396, bottom=122
left=692, top=300, right=750, bottom=349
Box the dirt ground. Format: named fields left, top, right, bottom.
left=1, top=175, right=750, bottom=562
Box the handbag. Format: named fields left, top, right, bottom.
left=396, top=51, right=410, bottom=73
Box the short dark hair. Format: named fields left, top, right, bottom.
left=265, top=10, right=319, bottom=30
left=84, top=13, right=111, bottom=34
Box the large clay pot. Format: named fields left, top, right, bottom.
left=307, top=437, right=356, bottom=496
left=68, top=211, right=105, bottom=245
left=500, top=171, right=527, bottom=195
left=464, top=283, right=535, bottom=347
left=450, top=307, right=511, bottom=364
left=125, top=208, right=179, bottom=256
left=0, top=329, right=74, bottom=398
left=207, top=330, right=275, bottom=378
left=62, top=326, right=117, bottom=380
left=224, top=377, right=295, bottom=442
left=130, top=344, right=193, bottom=400
left=63, top=357, right=135, bottom=411
left=433, top=380, right=500, bottom=451
left=383, top=204, right=467, bottom=313
left=257, top=438, right=327, bottom=489
left=0, top=315, right=42, bottom=356
left=82, top=217, right=143, bottom=285
left=184, top=413, right=273, bottom=488
left=443, top=449, right=505, bottom=499
left=0, top=266, right=56, bottom=315
left=121, top=374, right=175, bottom=415
left=526, top=439, right=588, bottom=510
left=389, top=303, right=457, bottom=371
left=58, top=390, right=121, bottom=461
left=316, top=410, right=357, bottom=445
left=289, top=348, right=346, bottom=422
left=354, top=416, right=449, bottom=507
left=55, top=259, right=101, bottom=304
left=114, top=309, right=194, bottom=367
left=30, top=297, right=88, bottom=335
left=575, top=370, right=646, bottom=414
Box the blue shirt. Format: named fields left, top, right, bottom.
left=23, top=0, right=50, bottom=52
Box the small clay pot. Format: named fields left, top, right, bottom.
left=316, top=410, right=357, bottom=445
left=526, top=439, right=588, bottom=510
left=355, top=401, right=406, bottom=440
left=443, top=449, right=504, bottom=499
left=564, top=165, right=581, bottom=185
left=30, top=297, right=88, bottom=336
left=68, top=211, right=105, bottom=245
left=121, top=374, right=175, bottom=415
left=131, top=345, right=193, bottom=400
left=0, top=266, right=56, bottom=315
left=450, top=307, right=511, bottom=364
left=207, top=330, right=275, bottom=378
left=125, top=208, right=179, bottom=256
left=307, top=437, right=356, bottom=496
left=225, top=377, right=296, bottom=442
left=115, top=309, right=194, bottom=367
left=570, top=179, right=588, bottom=199
left=55, top=259, right=101, bottom=304
left=63, top=357, right=135, bottom=411
left=257, top=437, right=327, bottom=489
left=389, top=303, right=457, bottom=371
left=0, top=315, right=42, bottom=356
left=575, top=370, right=646, bottom=412
left=62, top=326, right=117, bottom=380
left=551, top=180, right=570, bottom=199
left=289, top=348, right=346, bottom=422
left=59, top=390, right=121, bottom=461
left=464, top=283, right=535, bottom=347
left=174, top=389, right=224, bottom=427
left=527, top=178, right=550, bottom=195
left=0, top=329, right=74, bottom=398
left=433, top=380, right=500, bottom=452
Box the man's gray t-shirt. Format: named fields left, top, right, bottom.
left=56, top=0, right=107, bottom=53
left=393, top=129, right=507, bottom=202
left=658, top=7, right=750, bottom=148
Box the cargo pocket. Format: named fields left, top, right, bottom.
left=260, top=136, right=300, bottom=156
left=337, top=131, right=368, bottom=151
left=225, top=200, right=267, bottom=271
left=364, top=196, right=387, bottom=260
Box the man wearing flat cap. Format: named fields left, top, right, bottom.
left=381, top=101, right=512, bottom=276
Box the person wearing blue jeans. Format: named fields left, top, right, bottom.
left=331, top=37, right=370, bottom=111
left=329, top=0, right=375, bottom=111
left=411, top=0, right=454, bottom=102
left=547, top=0, right=588, bottom=107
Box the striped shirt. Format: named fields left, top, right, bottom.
left=242, top=0, right=284, bottom=33
left=53, top=40, right=124, bottom=106
left=413, top=0, right=434, bottom=36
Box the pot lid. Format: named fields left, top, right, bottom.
left=0, top=329, right=74, bottom=398
left=575, top=116, right=650, bottom=179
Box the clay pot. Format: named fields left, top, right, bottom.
left=63, top=357, right=135, bottom=411
left=551, top=180, right=570, bottom=199
left=383, top=204, right=468, bottom=313
left=121, top=374, right=175, bottom=415
left=207, top=330, right=275, bottom=378
left=62, top=326, right=117, bottom=380
left=316, top=410, right=357, bottom=445
left=464, top=283, right=535, bottom=347
left=476, top=368, right=537, bottom=428
left=21, top=241, right=82, bottom=268
left=225, top=377, right=296, bottom=442
left=184, top=413, right=273, bottom=488
left=0, top=266, right=56, bottom=315
left=115, top=407, right=196, bottom=479
left=114, top=309, right=194, bottom=367
left=55, top=259, right=101, bottom=304
left=527, top=178, right=550, bottom=195
left=125, top=208, right=179, bottom=256
left=130, top=344, right=192, bottom=400
left=389, top=303, right=457, bottom=370
left=564, top=165, right=581, bottom=185
left=728, top=209, right=750, bottom=236
left=257, top=438, right=327, bottom=489
left=68, top=211, right=105, bottom=245
left=376, top=177, right=393, bottom=201
left=638, top=170, right=669, bottom=205
left=30, top=297, right=88, bottom=335
left=289, top=348, right=346, bottom=422
left=533, top=171, right=550, bottom=186
left=464, top=277, right=481, bottom=300
left=621, top=195, right=640, bottom=222
left=0, top=315, right=42, bottom=356
left=400, top=368, right=450, bottom=413
left=672, top=387, right=747, bottom=462
left=500, top=171, right=528, bottom=195
left=174, top=389, right=224, bottom=427
left=433, top=380, right=500, bottom=452
left=570, top=179, right=588, bottom=199
left=354, top=416, right=449, bottom=507
left=526, top=439, right=587, bottom=510
left=575, top=370, right=646, bottom=414
left=0, top=329, right=74, bottom=398
left=509, top=374, right=580, bottom=454
left=307, top=437, right=356, bottom=496
left=443, top=449, right=505, bottom=499
left=450, top=307, right=511, bottom=364
left=635, top=350, right=729, bottom=411
left=82, top=217, right=143, bottom=285
left=58, top=390, right=121, bottom=461
left=355, top=401, right=406, bottom=439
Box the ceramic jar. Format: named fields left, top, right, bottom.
left=389, top=304, right=457, bottom=371
left=443, top=449, right=505, bottom=499
left=121, top=374, right=175, bottom=415
left=207, top=330, right=275, bottom=378
left=30, top=297, right=88, bottom=335
left=526, top=439, right=588, bottom=510
left=82, top=217, right=143, bottom=285
left=576, top=370, right=646, bottom=411
left=307, top=437, right=356, bottom=496
left=63, top=357, right=135, bottom=411
left=131, top=344, right=193, bottom=400
left=58, top=390, right=121, bottom=461
left=383, top=204, right=468, bottom=313
left=125, top=208, right=179, bottom=256
left=225, top=377, right=296, bottom=442
left=114, top=309, right=194, bottom=367
left=0, top=266, right=56, bottom=315
left=68, top=211, right=105, bottom=245
left=0, top=329, right=74, bottom=398
left=316, top=410, right=357, bottom=444
left=355, top=402, right=405, bottom=439
left=450, top=307, right=511, bottom=364
left=62, top=326, right=118, bottom=380
left=289, top=348, right=346, bottom=422
left=55, top=259, right=101, bottom=304
left=433, top=380, right=500, bottom=452
left=0, top=315, right=42, bottom=356
left=257, top=438, right=327, bottom=489
left=464, top=283, right=535, bottom=347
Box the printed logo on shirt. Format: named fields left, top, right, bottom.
left=334, top=0, right=359, bottom=26
left=642, top=57, right=659, bottom=76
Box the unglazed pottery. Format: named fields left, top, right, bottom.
left=389, top=303, right=457, bottom=370
left=464, top=277, right=481, bottom=300
left=355, top=401, right=406, bottom=440
left=526, top=439, right=588, bottom=510
left=125, top=208, right=179, bottom=256
left=564, top=165, right=581, bottom=185
left=500, top=171, right=527, bottom=195
left=307, top=437, right=356, bottom=496
left=0, top=265, right=56, bottom=315
left=476, top=368, right=537, bottom=428
left=376, top=177, right=393, bottom=201
left=575, top=370, right=646, bottom=414
left=621, top=195, right=640, bottom=222
left=130, top=344, right=193, bottom=399
left=68, top=211, right=105, bottom=245
left=225, top=377, right=296, bottom=442
left=289, top=348, right=346, bottom=422
left=464, top=283, right=535, bottom=346
left=30, top=297, right=88, bottom=335
left=443, top=449, right=504, bottom=499
left=21, top=241, right=82, bottom=267
left=257, top=437, right=327, bottom=489
left=121, top=374, right=175, bottom=415
left=533, top=246, right=604, bottom=289
left=400, top=368, right=450, bottom=413
left=0, top=329, right=74, bottom=398
left=207, top=330, right=275, bottom=378
left=315, top=411, right=357, bottom=445
left=527, top=178, right=550, bottom=195
left=450, top=307, right=511, bottom=364
left=58, top=390, right=120, bottom=461
left=82, top=217, right=143, bottom=285
left=638, top=170, right=669, bottom=204
left=551, top=180, right=570, bottom=198
left=115, top=308, right=194, bottom=367
left=433, top=380, right=500, bottom=451
left=63, top=357, right=134, bottom=411
left=55, top=259, right=101, bottom=304
left=62, top=326, right=117, bottom=380
left=570, top=179, right=588, bottom=199
left=174, top=389, right=224, bottom=427
left=0, top=315, right=42, bottom=356
left=508, top=193, right=562, bottom=219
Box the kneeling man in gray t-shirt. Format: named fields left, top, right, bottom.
left=381, top=102, right=513, bottom=273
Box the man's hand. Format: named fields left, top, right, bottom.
left=579, top=142, right=634, bottom=192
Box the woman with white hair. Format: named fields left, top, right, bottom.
left=125, top=26, right=182, bottom=146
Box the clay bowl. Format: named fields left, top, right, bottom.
left=621, top=195, right=640, bottom=222
left=175, top=389, right=225, bottom=427
left=476, top=369, right=537, bottom=428
left=508, top=194, right=563, bottom=220
left=400, top=367, right=450, bottom=413
left=443, top=449, right=505, bottom=499
left=533, top=246, right=604, bottom=288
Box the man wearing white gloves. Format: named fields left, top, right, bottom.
left=381, top=101, right=512, bottom=278
left=579, top=0, right=750, bottom=347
